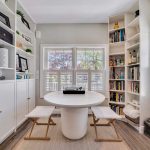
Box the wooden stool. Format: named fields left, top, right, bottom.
left=24, top=106, right=56, bottom=141
left=91, top=106, right=122, bottom=142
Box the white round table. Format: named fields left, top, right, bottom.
left=44, top=91, right=105, bottom=140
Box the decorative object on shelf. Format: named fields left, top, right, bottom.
left=16, top=54, right=21, bottom=71
left=114, top=22, right=119, bottom=29
left=26, top=48, right=32, bottom=53
left=0, top=12, right=11, bottom=28
left=19, top=56, right=28, bottom=72
left=16, top=30, right=20, bottom=35
left=0, top=69, right=5, bottom=80
left=135, top=10, right=139, bottom=18
left=16, top=41, right=22, bottom=48
left=0, top=48, right=8, bottom=68
left=21, top=17, right=30, bottom=29
left=0, top=26, right=13, bottom=44
left=24, top=35, right=32, bottom=43
left=16, top=10, right=24, bottom=19
left=128, top=50, right=138, bottom=64
left=16, top=74, right=22, bottom=79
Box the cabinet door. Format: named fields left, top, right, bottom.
left=0, top=81, right=15, bottom=144
left=28, top=79, right=35, bottom=113
left=16, top=80, right=28, bottom=127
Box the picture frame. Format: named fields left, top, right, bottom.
left=19, top=56, right=28, bottom=72
left=0, top=12, right=11, bottom=28
left=16, top=54, right=21, bottom=71
left=21, top=17, right=30, bottom=29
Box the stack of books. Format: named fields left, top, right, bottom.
left=110, top=92, right=125, bottom=102
left=110, top=104, right=124, bottom=115
left=128, top=66, right=140, bottom=80
left=109, top=29, right=125, bottom=43
left=110, top=81, right=124, bottom=91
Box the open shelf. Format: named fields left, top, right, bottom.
left=109, top=52, right=125, bottom=56
left=0, top=21, right=15, bottom=34
left=0, top=39, right=15, bottom=48
left=127, top=16, right=139, bottom=28
left=0, top=67, right=14, bottom=70
left=16, top=47, right=34, bottom=57
left=127, top=33, right=140, bottom=43
left=0, top=1, right=15, bottom=17
left=109, top=27, right=125, bottom=33
left=127, top=101, right=140, bottom=108
left=109, top=79, right=125, bottom=81
left=16, top=35, right=33, bottom=47
left=109, top=90, right=125, bottom=93
left=127, top=63, right=140, bottom=67
left=109, top=66, right=125, bottom=68
left=109, top=101, right=125, bottom=105
left=109, top=41, right=125, bottom=47
left=127, top=42, right=140, bottom=50
left=127, top=91, right=140, bottom=96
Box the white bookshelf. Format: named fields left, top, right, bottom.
left=108, top=15, right=126, bottom=116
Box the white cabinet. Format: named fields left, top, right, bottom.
left=0, top=81, right=15, bottom=144
left=16, top=80, right=28, bottom=127
left=27, top=79, right=35, bottom=113
left=16, top=79, right=35, bottom=127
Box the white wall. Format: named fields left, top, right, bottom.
left=36, top=23, right=108, bottom=105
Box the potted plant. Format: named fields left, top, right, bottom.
left=16, top=10, right=24, bottom=21
left=26, top=48, right=32, bottom=53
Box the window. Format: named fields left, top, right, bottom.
left=40, top=46, right=106, bottom=98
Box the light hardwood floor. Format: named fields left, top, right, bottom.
left=10, top=117, right=130, bottom=150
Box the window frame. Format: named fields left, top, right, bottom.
left=40, top=44, right=107, bottom=98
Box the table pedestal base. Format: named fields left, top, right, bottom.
left=61, top=108, right=88, bottom=140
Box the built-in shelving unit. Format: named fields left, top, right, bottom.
left=108, top=15, right=126, bottom=116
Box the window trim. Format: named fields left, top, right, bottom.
left=40, top=44, right=108, bottom=98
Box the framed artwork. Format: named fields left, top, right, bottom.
left=16, top=54, right=21, bottom=71
left=0, top=12, right=11, bottom=28
left=19, top=56, right=28, bottom=72
left=21, top=17, right=30, bottom=29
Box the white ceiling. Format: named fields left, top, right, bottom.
left=20, top=0, right=137, bottom=24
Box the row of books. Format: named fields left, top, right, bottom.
left=110, top=68, right=124, bottom=79
left=128, top=82, right=140, bottom=94
left=128, top=66, right=140, bottom=80
left=109, top=56, right=124, bottom=67
left=110, top=104, right=124, bottom=115
left=110, top=81, right=124, bottom=91
left=110, top=92, right=125, bottom=102
left=109, top=29, right=125, bottom=43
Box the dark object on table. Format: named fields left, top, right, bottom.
left=0, top=76, right=5, bottom=80
left=0, top=12, right=11, bottom=28
left=144, top=118, right=150, bottom=137
left=0, top=26, right=13, bottom=44
left=21, top=17, right=30, bottom=29
left=135, top=10, right=139, bottom=18
left=63, top=87, right=85, bottom=94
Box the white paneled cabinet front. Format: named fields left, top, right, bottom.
left=16, top=80, right=28, bottom=127
left=0, top=81, right=15, bottom=144
left=28, top=79, right=35, bottom=113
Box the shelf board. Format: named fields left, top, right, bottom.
left=127, top=42, right=140, bottom=50
left=0, top=21, right=15, bottom=34
left=0, top=39, right=15, bottom=48
left=109, top=101, right=125, bottom=105
left=0, top=1, right=15, bottom=17
left=127, top=16, right=139, bottom=28
left=127, top=63, right=140, bottom=67
left=17, top=18, right=34, bottom=36
left=109, top=66, right=125, bottom=68
left=127, top=101, right=140, bottom=108
left=109, top=27, right=125, bottom=33
left=127, top=79, right=140, bottom=82
left=109, top=41, right=125, bottom=47
left=109, top=52, right=125, bottom=56
left=16, top=47, right=34, bottom=57
left=16, top=72, right=34, bottom=75
left=0, top=67, right=14, bottom=70
left=127, top=91, right=140, bottom=96
left=126, top=33, right=140, bottom=43
left=109, top=79, right=125, bottom=81
left=110, top=90, right=125, bottom=93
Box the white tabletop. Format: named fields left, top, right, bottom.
left=44, top=91, right=105, bottom=108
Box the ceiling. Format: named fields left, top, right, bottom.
left=20, top=0, right=137, bottom=24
